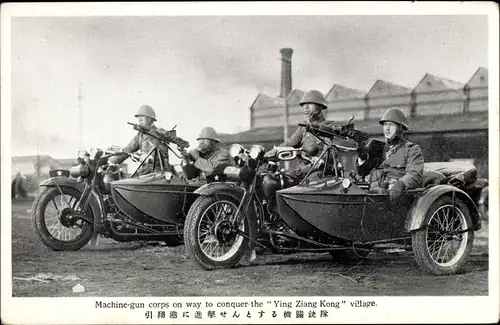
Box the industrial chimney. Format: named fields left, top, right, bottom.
left=280, top=48, right=293, bottom=98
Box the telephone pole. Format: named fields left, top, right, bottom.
left=78, top=82, right=83, bottom=150
left=36, top=99, right=40, bottom=177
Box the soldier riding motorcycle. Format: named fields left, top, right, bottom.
left=31, top=121, right=193, bottom=251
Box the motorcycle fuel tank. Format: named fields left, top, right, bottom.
left=110, top=173, right=203, bottom=224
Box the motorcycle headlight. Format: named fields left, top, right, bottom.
left=70, top=164, right=90, bottom=178
left=229, top=144, right=245, bottom=158
left=249, top=145, right=265, bottom=160
left=164, top=171, right=174, bottom=181
left=342, top=178, right=352, bottom=189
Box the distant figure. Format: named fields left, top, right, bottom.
left=11, top=172, right=28, bottom=199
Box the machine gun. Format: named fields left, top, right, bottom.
left=298, top=121, right=369, bottom=145
left=127, top=122, right=190, bottom=150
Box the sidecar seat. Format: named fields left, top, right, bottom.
left=422, top=169, right=446, bottom=187
left=423, top=162, right=478, bottom=187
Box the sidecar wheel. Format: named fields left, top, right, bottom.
left=32, top=186, right=94, bottom=251
left=412, top=196, right=474, bottom=276
left=184, top=195, right=254, bottom=270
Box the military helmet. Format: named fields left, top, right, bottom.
left=134, top=104, right=157, bottom=121
left=299, top=90, right=328, bottom=110
left=197, top=126, right=220, bottom=143
left=379, top=108, right=409, bottom=130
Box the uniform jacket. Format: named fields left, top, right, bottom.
left=280, top=114, right=340, bottom=180
left=109, top=125, right=172, bottom=175
left=356, top=137, right=424, bottom=191
left=182, top=147, right=231, bottom=180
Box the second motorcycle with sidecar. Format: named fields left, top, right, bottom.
left=31, top=123, right=204, bottom=251
left=183, top=120, right=484, bottom=276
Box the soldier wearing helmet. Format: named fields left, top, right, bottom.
left=265, top=89, right=340, bottom=180
left=109, top=104, right=174, bottom=176
left=180, top=126, right=231, bottom=181
left=356, top=108, right=424, bottom=201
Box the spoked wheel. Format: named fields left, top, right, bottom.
left=32, top=186, right=94, bottom=251
left=184, top=196, right=255, bottom=270
left=412, top=196, right=474, bottom=275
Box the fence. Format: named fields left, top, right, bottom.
left=250, top=86, right=488, bottom=129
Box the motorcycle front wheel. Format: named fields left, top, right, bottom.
left=184, top=195, right=254, bottom=270
left=32, top=186, right=94, bottom=251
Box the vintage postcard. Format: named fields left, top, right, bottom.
left=1, top=2, right=499, bottom=324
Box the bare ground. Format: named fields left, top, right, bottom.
left=10, top=198, right=489, bottom=297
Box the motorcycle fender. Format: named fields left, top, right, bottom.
left=194, top=182, right=245, bottom=202
left=39, top=176, right=83, bottom=189
left=194, top=183, right=258, bottom=248
left=38, top=177, right=104, bottom=230
left=405, top=185, right=481, bottom=232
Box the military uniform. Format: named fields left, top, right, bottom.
left=181, top=127, right=231, bottom=181
left=109, top=125, right=173, bottom=175
left=279, top=115, right=339, bottom=180
left=357, top=137, right=424, bottom=192
left=182, top=147, right=231, bottom=181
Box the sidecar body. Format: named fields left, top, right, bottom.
left=110, top=172, right=204, bottom=226
left=277, top=161, right=482, bottom=243
left=276, top=161, right=483, bottom=275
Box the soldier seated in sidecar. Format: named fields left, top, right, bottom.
left=179, top=126, right=231, bottom=182
left=355, top=108, right=424, bottom=201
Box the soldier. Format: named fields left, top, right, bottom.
left=11, top=172, right=28, bottom=199
left=265, top=89, right=340, bottom=180
left=356, top=108, right=424, bottom=201
left=109, top=105, right=174, bottom=176
left=179, top=126, right=231, bottom=182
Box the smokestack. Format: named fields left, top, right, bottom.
left=280, top=48, right=293, bottom=98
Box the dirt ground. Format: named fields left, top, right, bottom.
left=10, top=198, right=489, bottom=297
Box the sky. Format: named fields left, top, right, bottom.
left=8, top=13, right=488, bottom=163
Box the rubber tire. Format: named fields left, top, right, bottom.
left=183, top=195, right=256, bottom=270
left=411, top=196, right=474, bottom=276
left=32, top=186, right=94, bottom=251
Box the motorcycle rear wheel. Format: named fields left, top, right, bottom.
left=184, top=195, right=254, bottom=270
left=32, top=186, right=94, bottom=251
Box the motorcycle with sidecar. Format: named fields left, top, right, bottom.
left=31, top=123, right=204, bottom=251
left=183, top=120, right=483, bottom=276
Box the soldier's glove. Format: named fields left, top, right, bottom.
left=389, top=180, right=406, bottom=202
left=189, top=149, right=200, bottom=160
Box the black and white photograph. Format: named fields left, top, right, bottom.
left=1, top=2, right=499, bottom=324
